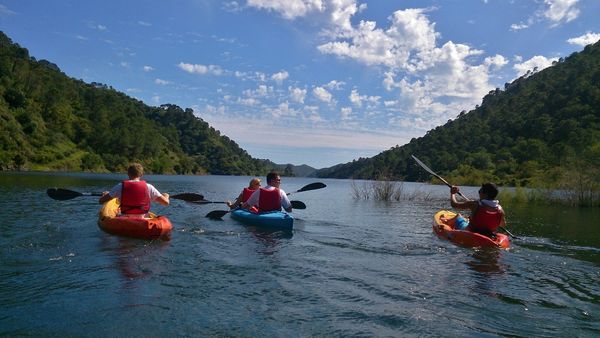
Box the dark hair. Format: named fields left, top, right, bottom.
left=127, top=163, right=144, bottom=178
left=480, top=182, right=498, bottom=199
left=266, top=171, right=279, bottom=184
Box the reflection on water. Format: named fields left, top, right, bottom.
left=246, top=227, right=293, bottom=256
left=466, top=249, right=507, bottom=275
left=1, top=172, right=600, bottom=336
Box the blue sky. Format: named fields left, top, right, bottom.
left=1, top=0, right=599, bottom=169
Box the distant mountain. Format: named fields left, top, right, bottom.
left=316, top=40, right=600, bottom=187
left=261, top=160, right=318, bottom=177
left=0, top=31, right=269, bottom=175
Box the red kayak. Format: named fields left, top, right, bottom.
left=98, top=199, right=172, bottom=239
left=433, top=210, right=509, bottom=249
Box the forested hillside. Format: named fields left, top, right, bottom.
left=0, top=31, right=268, bottom=174
left=317, top=40, right=600, bottom=188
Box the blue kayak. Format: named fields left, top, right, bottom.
left=230, top=209, right=294, bottom=230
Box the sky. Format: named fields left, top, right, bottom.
left=1, top=0, right=599, bottom=169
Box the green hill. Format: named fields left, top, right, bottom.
left=317, top=40, right=600, bottom=189
left=0, top=31, right=268, bottom=175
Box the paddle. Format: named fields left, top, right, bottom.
left=205, top=200, right=306, bottom=219
left=411, top=155, right=518, bottom=239
left=47, top=188, right=204, bottom=202
left=192, top=199, right=306, bottom=209
left=287, top=182, right=326, bottom=195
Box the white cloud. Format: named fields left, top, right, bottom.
left=271, top=70, right=289, bottom=84
left=513, top=55, right=558, bottom=77
left=243, top=84, right=272, bottom=98
left=120, top=61, right=130, bottom=68
left=349, top=89, right=380, bottom=108
left=246, top=0, right=325, bottom=20
left=543, top=0, right=580, bottom=25
left=567, top=32, right=600, bottom=46
left=197, top=106, right=404, bottom=152
left=484, top=55, right=508, bottom=69
left=178, top=62, right=224, bottom=75
left=289, top=86, right=307, bottom=103
left=155, top=78, right=171, bottom=85
left=510, top=23, right=529, bottom=31
left=152, top=95, right=161, bottom=104
left=138, top=21, right=152, bottom=26
left=265, top=101, right=298, bottom=118
left=313, top=86, right=333, bottom=103
left=324, top=80, right=345, bottom=90
left=340, top=107, right=353, bottom=120
left=237, top=97, right=260, bottom=106
left=143, top=65, right=154, bottom=72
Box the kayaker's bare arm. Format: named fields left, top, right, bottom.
left=227, top=192, right=243, bottom=209
left=450, top=186, right=478, bottom=211
left=99, top=191, right=112, bottom=204
left=156, top=193, right=170, bottom=206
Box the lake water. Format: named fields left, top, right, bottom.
left=1, top=172, right=599, bottom=337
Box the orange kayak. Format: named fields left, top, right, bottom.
left=433, top=210, right=509, bottom=249
left=98, top=199, right=172, bottom=239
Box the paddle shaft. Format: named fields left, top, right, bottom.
left=48, top=188, right=203, bottom=202
left=411, top=155, right=518, bottom=239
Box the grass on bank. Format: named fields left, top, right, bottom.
left=351, top=179, right=438, bottom=202
left=352, top=177, right=600, bottom=207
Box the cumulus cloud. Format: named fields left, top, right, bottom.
left=178, top=62, right=224, bottom=75
left=271, top=70, right=289, bottom=84
left=244, top=84, right=272, bottom=98
left=513, top=55, right=558, bottom=77
left=324, top=80, right=345, bottom=90
left=349, top=89, right=380, bottom=108
left=289, top=86, right=307, bottom=103
left=246, top=0, right=325, bottom=20
left=143, top=65, right=154, bottom=72
left=567, top=32, right=600, bottom=46
left=340, top=107, right=352, bottom=120
left=543, top=0, right=580, bottom=25
left=313, top=86, right=333, bottom=103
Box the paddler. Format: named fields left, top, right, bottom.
left=449, top=182, right=506, bottom=238
left=99, top=163, right=170, bottom=216
left=227, top=177, right=261, bottom=209
left=242, top=171, right=292, bottom=213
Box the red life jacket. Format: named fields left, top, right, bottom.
left=258, top=188, right=281, bottom=212
left=468, top=204, right=502, bottom=236
left=241, top=188, right=257, bottom=203
left=120, top=180, right=150, bottom=215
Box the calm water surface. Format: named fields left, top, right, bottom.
left=1, top=172, right=599, bottom=337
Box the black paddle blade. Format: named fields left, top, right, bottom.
left=291, top=200, right=306, bottom=209
left=171, top=193, right=205, bottom=202
left=296, top=182, right=326, bottom=193
left=47, top=188, right=83, bottom=200
left=206, top=210, right=229, bottom=219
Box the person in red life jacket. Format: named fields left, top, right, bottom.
left=242, top=171, right=292, bottom=213
left=226, top=177, right=261, bottom=209
left=98, top=163, right=170, bottom=216
left=449, top=182, right=506, bottom=238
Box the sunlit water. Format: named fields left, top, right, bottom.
left=1, top=172, right=599, bottom=336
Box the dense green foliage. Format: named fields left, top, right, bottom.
left=0, top=31, right=268, bottom=175
left=317, top=40, right=600, bottom=196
